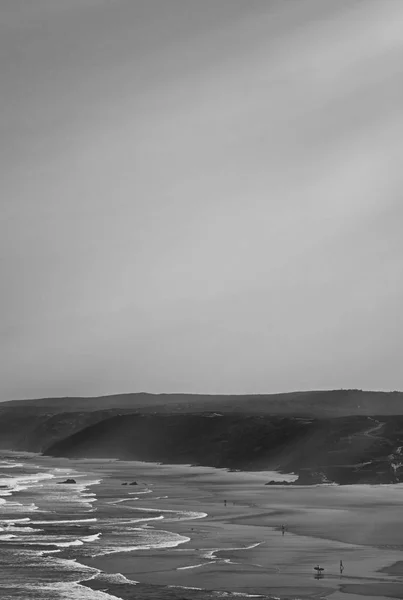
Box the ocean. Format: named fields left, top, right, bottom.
left=0, top=452, right=274, bottom=600
left=0, top=451, right=210, bottom=600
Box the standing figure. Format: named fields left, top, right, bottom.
left=340, top=560, right=344, bottom=574
left=224, top=499, right=227, bottom=507
left=314, top=565, right=324, bottom=578
left=281, top=524, right=285, bottom=536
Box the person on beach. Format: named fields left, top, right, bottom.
left=340, top=560, right=344, bottom=574
left=281, top=524, right=285, bottom=536
left=314, top=565, right=324, bottom=578
left=224, top=499, right=227, bottom=507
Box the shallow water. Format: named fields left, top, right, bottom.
left=3, top=453, right=402, bottom=600
left=0, top=452, right=209, bottom=600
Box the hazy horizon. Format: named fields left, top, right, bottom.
left=1, top=0, right=403, bottom=402
left=4, top=387, right=403, bottom=405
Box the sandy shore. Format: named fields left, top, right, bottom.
left=63, top=458, right=403, bottom=600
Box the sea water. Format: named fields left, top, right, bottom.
left=0, top=452, right=206, bottom=600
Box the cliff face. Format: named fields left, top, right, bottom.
left=43, top=413, right=403, bottom=485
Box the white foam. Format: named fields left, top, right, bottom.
left=202, top=542, right=264, bottom=561
left=32, top=518, right=98, bottom=525
left=125, top=516, right=164, bottom=525
left=0, top=461, right=24, bottom=468
left=231, top=594, right=265, bottom=598
left=29, top=581, right=124, bottom=600
left=2, top=524, right=42, bottom=532
left=262, top=471, right=299, bottom=483
left=0, top=472, right=54, bottom=489
left=0, top=500, right=40, bottom=513
left=115, top=504, right=207, bottom=522
left=25, top=538, right=85, bottom=548
left=95, top=572, right=138, bottom=585
left=47, top=556, right=98, bottom=574
left=54, top=468, right=75, bottom=473
left=0, top=533, right=18, bottom=540
left=18, top=531, right=101, bottom=548
left=177, top=562, right=207, bottom=570
left=83, top=533, right=101, bottom=543
left=0, top=517, right=30, bottom=524
left=92, top=533, right=191, bottom=557
left=168, top=585, right=203, bottom=590
left=48, top=477, right=102, bottom=510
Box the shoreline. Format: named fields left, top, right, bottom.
left=62, top=457, right=403, bottom=600
left=3, top=451, right=403, bottom=600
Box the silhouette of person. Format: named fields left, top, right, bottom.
left=224, top=499, right=227, bottom=507
left=281, top=524, right=285, bottom=536
left=340, top=560, right=344, bottom=574
left=314, top=565, right=324, bottom=579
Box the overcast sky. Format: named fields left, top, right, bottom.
left=1, top=0, right=403, bottom=401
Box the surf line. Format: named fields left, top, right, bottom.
left=176, top=542, right=265, bottom=571
left=202, top=541, right=265, bottom=561
left=177, top=562, right=208, bottom=571
left=108, top=504, right=207, bottom=520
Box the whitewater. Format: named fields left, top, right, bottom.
left=0, top=452, right=206, bottom=600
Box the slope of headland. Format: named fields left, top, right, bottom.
left=1, top=389, right=403, bottom=484
left=43, top=412, right=403, bottom=485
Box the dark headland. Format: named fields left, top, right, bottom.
left=1, top=389, right=403, bottom=485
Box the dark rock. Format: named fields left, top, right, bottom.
left=129, top=481, right=138, bottom=485
left=58, top=478, right=76, bottom=484
left=265, top=480, right=294, bottom=486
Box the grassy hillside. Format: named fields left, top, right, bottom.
left=44, top=413, right=403, bottom=485
left=2, top=389, right=403, bottom=484
left=0, top=407, right=132, bottom=452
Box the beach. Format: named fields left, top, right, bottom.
left=69, top=459, right=403, bottom=599
left=2, top=453, right=403, bottom=599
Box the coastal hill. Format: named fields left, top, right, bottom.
left=44, top=413, right=403, bottom=485
left=1, top=389, right=403, bottom=484
left=2, top=388, right=403, bottom=416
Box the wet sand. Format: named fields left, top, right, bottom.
left=64, top=458, right=403, bottom=600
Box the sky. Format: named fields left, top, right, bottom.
left=1, top=0, right=403, bottom=401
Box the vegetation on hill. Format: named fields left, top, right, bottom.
left=1, top=389, right=403, bottom=484
left=44, top=413, right=403, bottom=485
